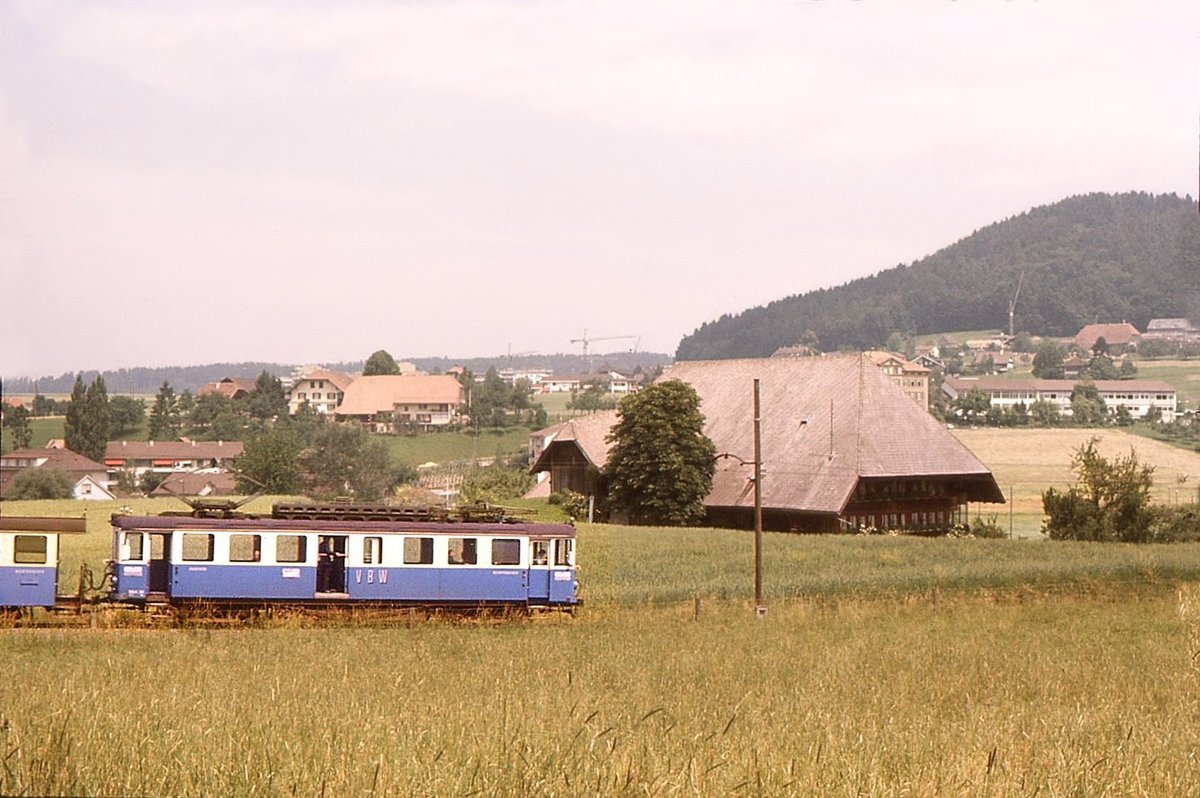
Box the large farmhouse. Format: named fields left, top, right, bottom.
left=335, top=375, right=465, bottom=431
left=532, top=354, right=1004, bottom=532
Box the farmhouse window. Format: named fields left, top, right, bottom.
left=13, top=534, right=47, bottom=564
left=229, top=534, right=261, bottom=563
left=447, top=537, right=477, bottom=565
left=403, top=537, right=433, bottom=565
left=275, top=535, right=307, bottom=564
left=363, top=536, right=383, bottom=564
left=181, top=533, right=214, bottom=562
left=491, top=538, right=521, bottom=566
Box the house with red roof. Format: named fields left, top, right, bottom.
left=336, top=375, right=465, bottom=431
left=1073, top=322, right=1141, bottom=353
left=287, top=369, right=355, bottom=416
left=0, top=446, right=114, bottom=500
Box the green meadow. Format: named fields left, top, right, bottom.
left=4, top=496, right=1200, bottom=795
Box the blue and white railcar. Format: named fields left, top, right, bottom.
left=111, top=512, right=579, bottom=608
left=0, top=516, right=87, bottom=608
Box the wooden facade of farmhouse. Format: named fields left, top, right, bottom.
left=532, top=356, right=1003, bottom=533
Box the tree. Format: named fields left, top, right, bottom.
left=109, top=396, right=146, bottom=436
left=1031, top=341, right=1065, bottom=379
left=246, top=370, right=288, bottom=420
left=1042, top=438, right=1155, bottom=542
left=2, top=404, right=33, bottom=450
left=79, top=375, right=111, bottom=462
left=8, top=468, right=74, bottom=500
left=300, top=423, right=396, bottom=501
left=1069, top=383, right=1107, bottom=426
left=363, top=350, right=401, bottom=376
left=1092, top=336, right=1109, bottom=356
left=605, top=380, right=716, bottom=526
left=237, top=423, right=305, bottom=494
left=147, top=382, right=181, bottom=440
left=64, top=374, right=110, bottom=461
left=63, top=374, right=86, bottom=454
left=1029, top=399, right=1062, bottom=427
left=1082, top=354, right=1119, bottom=380
left=952, top=388, right=990, bottom=421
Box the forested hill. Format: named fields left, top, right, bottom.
left=675, top=192, right=1200, bottom=361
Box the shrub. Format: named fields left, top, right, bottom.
left=8, top=468, right=74, bottom=500
left=1042, top=437, right=1155, bottom=542
left=459, top=465, right=534, bottom=504
left=1148, top=504, right=1200, bottom=543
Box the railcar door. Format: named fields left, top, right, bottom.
left=527, top=539, right=551, bottom=603
left=316, top=535, right=347, bottom=594
left=147, top=533, right=171, bottom=596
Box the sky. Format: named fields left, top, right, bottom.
left=1, top=1, right=1197, bottom=379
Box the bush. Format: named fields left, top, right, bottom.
left=1042, top=438, right=1155, bottom=542
left=459, top=465, right=534, bottom=504
left=1148, top=504, right=1200, bottom=543
left=7, top=468, right=74, bottom=500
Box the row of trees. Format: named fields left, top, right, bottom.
left=949, top=384, right=1151, bottom=428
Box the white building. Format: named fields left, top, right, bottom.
left=943, top=377, right=1177, bottom=422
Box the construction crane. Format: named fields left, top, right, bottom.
left=570, top=329, right=639, bottom=372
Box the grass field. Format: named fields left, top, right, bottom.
left=5, top=496, right=1200, bottom=794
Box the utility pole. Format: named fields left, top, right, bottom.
left=753, top=378, right=765, bottom=618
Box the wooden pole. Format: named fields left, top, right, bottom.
left=754, top=379, right=764, bottom=616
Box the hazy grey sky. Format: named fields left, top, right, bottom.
left=2, top=1, right=1197, bottom=379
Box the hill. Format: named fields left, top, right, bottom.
left=676, top=192, right=1200, bottom=360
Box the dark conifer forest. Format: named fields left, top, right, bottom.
left=676, top=192, right=1200, bottom=360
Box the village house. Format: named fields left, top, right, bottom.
left=196, top=377, right=258, bottom=400
left=335, top=374, right=465, bottom=431
left=538, top=376, right=583, bottom=394
left=532, top=355, right=1004, bottom=533
left=942, top=377, right=1177, bottom=422
left=1142, top=318, right=1200, bottom=344
left=1, top=446, right=114, bottom=500
left=103, top=439, right=244, bottom=480
left=1073, top=322, right=1141, bottom=353
left=286, top=369, right=355, bottom=415
left=863, top=351, right=930, bottom=408
left=149, top=470, right=238, bottom=498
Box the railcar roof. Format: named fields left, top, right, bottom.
left=111, top=515, right=575, bottom=537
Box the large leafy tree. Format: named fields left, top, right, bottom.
left=237, top=422, right=305, bottom=494
left=109, top=395, right=146, bottom=437
left=1070, top=383, right=1108, bottom=426
left=363, top=349, right=401, bottom=376
left=605, top=380, right=716, bottom=526
left=1031, top=341, right=1065, bottom=379
left=300, top=423, right=397, bottom=501
left=2, top=403, right=33, bottom=450
left=8, top=467, right=74, bottom=500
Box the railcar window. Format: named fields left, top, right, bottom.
left=491, top=538, right=521, bottom=566
left=364, top=536, right=383, bottom=564
left=181, top=533, right=214, bottom=562
left=402, top=537, right=433, bottom=565
left=13, top=535, right=48, bottom=564
left=447, top=537, right=477, bottom=565
left=126, top=532, right=143, bottom=560
left=553, top=539, right=573, bottom=567
left=276, top=535, right=307, bottom=564
left=229, top=534, right=261, bottom=563
left=531, top=540, right=549, bottom=566
left=151, top=534, right=165, bottom=559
